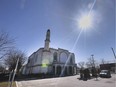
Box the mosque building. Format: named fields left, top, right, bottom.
left=22, top=29, right=77, bottom=76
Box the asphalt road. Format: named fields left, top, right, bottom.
left=17, top=74, right=116, bottom=87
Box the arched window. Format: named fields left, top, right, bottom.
left=69, top=66, right=72, bottom=74
left=57, top=66, right=61, bottom=75
left=53, top=52, right=57, bottom=62
left=60, top=52, right=67, bottom=63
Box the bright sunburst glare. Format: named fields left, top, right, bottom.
left=78, top=14, right=93, bottom=30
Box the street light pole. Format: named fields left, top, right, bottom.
left=111, top=48, right=116, bottom=74
left=91, top=54, right=95, bottom=67
left=111, top=47, right=116, bottom=59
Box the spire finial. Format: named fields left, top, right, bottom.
left=45, top=29, right=50, bottom=42
left=44, top=29, right=50, bottom=50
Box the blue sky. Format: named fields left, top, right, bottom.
left=0, top=0, right=115, bottom=63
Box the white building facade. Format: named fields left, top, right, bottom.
left=22, top=29, right=77, bottom=76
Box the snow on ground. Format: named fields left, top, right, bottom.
left=17, top=74, right=116, bottom=87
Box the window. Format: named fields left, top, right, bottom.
left=35, top=54, right=38, bottom=62
left=60, top=52, right=67, bottom=63
left=28, top=59, right=30, bottom=63
left=70, top=56, right=73, bottom=64
left=53, top=52, right=57, bottom=62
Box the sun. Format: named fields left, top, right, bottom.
left=78, top=14, right=93, bottom=30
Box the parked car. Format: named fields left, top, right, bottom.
left=99, top=70, right=111, bottom=78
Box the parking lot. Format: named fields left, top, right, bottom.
left=17, top=74, right=116, bottom=87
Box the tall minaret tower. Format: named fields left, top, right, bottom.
left=44, top=29, right=50, bottom=51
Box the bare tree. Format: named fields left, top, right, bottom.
left=0, top=32, right=14, bottom=60
left=86, top=55, right=97, bottom=68
left=86, top=62, right=91, bottom=68
left=0, top=64, right=5, bottom=73
left=4, top=49, right=27, bottom=73
left=101, top=58, right=106, bottom=64
left=78, top=62, right=85, bottom=69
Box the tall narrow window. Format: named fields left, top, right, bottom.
left=28, top=59, right=30, bottom=63
left=53, top=52, right=57, bottom=62
left=70, top=56, right=73, bottom=64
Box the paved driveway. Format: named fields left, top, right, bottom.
left=17, top=74, right=116, bottom=87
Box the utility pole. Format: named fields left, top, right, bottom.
left=9, top=58, right=19, bottom=87
left=8, top=70, right=13, bottom=87
left=111, top=47, right=116, bottom=59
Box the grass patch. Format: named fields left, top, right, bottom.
left=0, top=81, right=16, bottom=87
